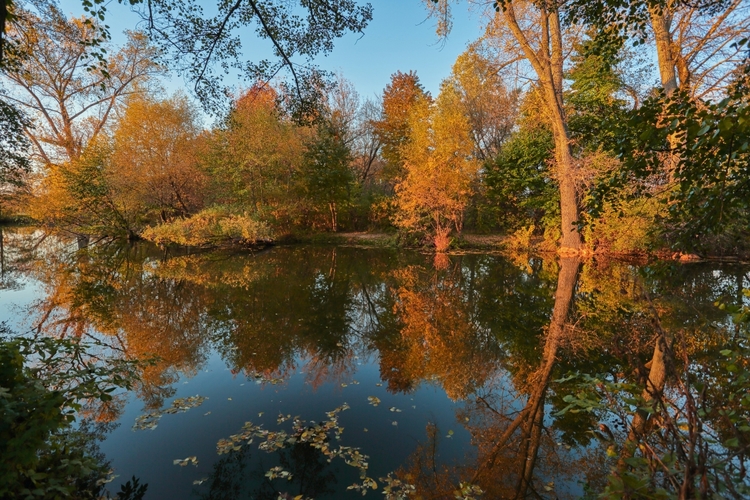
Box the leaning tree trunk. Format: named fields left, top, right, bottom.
left=503, top=4, right=583, bottom=253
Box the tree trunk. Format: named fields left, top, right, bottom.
left=502, top=5, right=583, bottom=253
left=649, top=5, right=678, bottom=94
left=329, top=202, right=338, bottom=232
left=549, top=114, right=582, bottom=252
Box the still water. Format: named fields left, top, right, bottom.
left=1, top=228, right=748, bottom=499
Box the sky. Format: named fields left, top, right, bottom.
left=59, top=0, right=486, bottom=103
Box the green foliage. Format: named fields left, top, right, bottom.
left=141, top=207, right=273, bottom=247
left=300, top=120, right=354, bottom=231
left=566, top=37, right=629, bottom=154
left=484, top=124, right=557, bottom=233
left=556, top=334, right=750, bottom=498
left=0, top=99, right=30, bottom=189
left=595, top=58, right=750, bottom=253
left=0, top=328, right=142, bottom=498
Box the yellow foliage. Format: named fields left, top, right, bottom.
left=141, top=207, right=272, bottom=247
left=392, top=83, right=480, bottom=249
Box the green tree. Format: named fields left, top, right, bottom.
left=301, top=121, right=353, bottom=232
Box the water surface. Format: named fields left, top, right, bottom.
left=1, top=227, right=747, bottom=498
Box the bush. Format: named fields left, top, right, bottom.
left=142, top=208, right=273, bottom=247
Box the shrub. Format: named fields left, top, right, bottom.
left=142, top=208, right=273, bottom=247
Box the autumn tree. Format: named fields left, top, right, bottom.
left=109, top=94, right=205, bottom=223
left=426, top=1, right=585, bottom=253
left=1, top=2, right=160, bottom=165
left=373, top=71, right=431, bottom=185
left=392, top=81, right=480, bottom=251
left=202, top=84, right=309, bottom=231
left=443, top=47, right=519, bottom=161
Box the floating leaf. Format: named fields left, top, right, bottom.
left=133, top=395, right=208, bottom=431
left=173, top=456, right=198, bottom=467
left=367, top=396, right=381, bottom=407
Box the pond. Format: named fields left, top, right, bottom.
left=1, top=227, right=749, bottom=499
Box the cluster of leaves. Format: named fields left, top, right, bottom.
left=132, top=394, right=208, bottom=431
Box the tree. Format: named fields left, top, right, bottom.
left=373, top=71, right=431, bottom=185
left=110, top=94, right=205, bottom=223
left=392, top=81, right=480, bottom=251
left=1, top=1, right=160, bottom=166
left=301, top=120, right=353, bottom=232
left=427, top=0, right=584, bottom=252
left=131, top=0, right=372, bottom=113
left=0, top=99, right=30, bottom=217
left=203, top=84, right=310, bottom=231
left=443, top=46, right=519, bottom=161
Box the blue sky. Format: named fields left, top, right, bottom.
left=59, top=0, right=484, bottom=102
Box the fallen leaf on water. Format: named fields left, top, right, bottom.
left=204, top=411, right=211, bottom=416
left=173, top=456, right=198, bottom=467
left=193, top=477, right=208, bottom=485
left=389, top=406, right=402, bottom=413
left=392, top=421, right=398, bottom=426
left=367, top=396, right=381, bottom=407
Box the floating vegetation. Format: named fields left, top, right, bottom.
left=133, top=395, right=208, bottom=431
left=215, top=403, right=382, bottom=494
left=347, top=476, right=378, bottom=495
left=193, top=477, right=208, bottom=485
left=454, top=482, right=484, bottom=499
left=247, top=370, right=285, bottom=385
left=276, top=413, right=292, bottom=424
left=367, top=396, right=381, bottom=407
left=173, top=456, right=198, bottom=467
left=389, top=406, right=401, bottom=413
left=380, top=473, right=416, bottom=499
left=265, top=466, right=293, bottom=480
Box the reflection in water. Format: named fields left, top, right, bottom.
left=4, top=227, right=749, bottom=497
